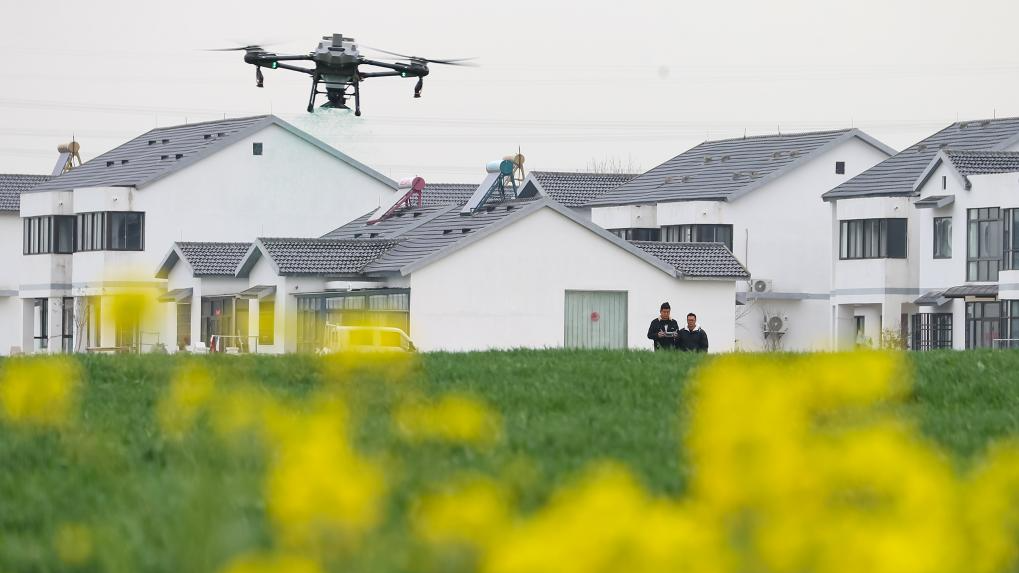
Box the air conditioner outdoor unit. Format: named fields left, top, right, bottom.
left=751, top=279, right=773, bottom=294
left=763, top=314, right=790, bottom=334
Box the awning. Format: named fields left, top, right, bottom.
left=157, top=287, right=193, bottom=303
left=238, top=285, right=276, bottom=300
left=943, top=284, right=998, bottom=298
left=914, top=290, right=949, bottom=306
left=914, top=195, right=955, bottom=209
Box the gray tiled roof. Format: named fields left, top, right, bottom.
left=29, top=115, right=396, bottom=194
left=824, top=117, right=1019, bottom=200
left=529, top=171, right=637, bottom=207
left=944, top=284, right=998, bottom=298
left=0, top=174, right=49, bottom=211
left=30, top=116, right=273, bottom=193
left=321, top=204, right=456, bottom=240
left=365, top=198, right=540, bottom=273
left=588, top=129, right=871, bottom=206
left=421, top=182, right=476, bottom=206
left=259, top=238, right=398, bottom=275
left=177, top=242, right=251, bottom=276
left=945, top=150, right=1019, bottom=176
left=629, top=241, right=750, bottom=279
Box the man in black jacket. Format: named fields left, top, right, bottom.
left=647, top=302, right=680, bottom=351
left=677, top=312, right=709, bottom=352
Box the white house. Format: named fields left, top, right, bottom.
left=823, top=117, right=1019, bottom=350
left=584, top=129, right=895, bottom=351
left=229, top=188, right=749, bottom=353
left=0, top=174, right=49, bottom=355
left=909, top=149, right=1019, bottom=349
left=18, top=114, right=398, bottom=354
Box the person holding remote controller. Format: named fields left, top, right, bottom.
left=647, top=302, right=680, bottom=351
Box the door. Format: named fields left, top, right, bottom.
left=564, top=291, right=628, bottom=349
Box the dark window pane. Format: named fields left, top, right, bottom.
left=886, top=219, right=907, bottom=258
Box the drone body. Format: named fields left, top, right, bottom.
left=219, top=34, right=471, bottom=116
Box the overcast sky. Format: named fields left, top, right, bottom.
left=3, top=0, right=1019, bottom=182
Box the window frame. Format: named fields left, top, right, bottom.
left=967, top=207, right=1002, bottom=281
left=661, top=224, right=734, bottom=252
left=838, top=218, right=908, bottom=260
left=933, top=216, right=952, bottom=259
left=22, top=215, right=76, bottom=255
left=74, top=211, right=145, bottom=252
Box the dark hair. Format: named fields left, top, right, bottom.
left=687, top=312, right=697, bottom=319
left=660, top=302, right=671, bottom=310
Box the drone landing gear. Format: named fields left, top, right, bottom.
left=307, top=77, right=362, bottom=116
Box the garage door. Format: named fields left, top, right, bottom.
left=564, top=290, right=628, bottom=349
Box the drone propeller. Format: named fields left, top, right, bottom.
left=363, top=45, right=477, bottom=66
left=204, top=45, right=266, bottom=52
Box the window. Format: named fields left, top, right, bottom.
left=855, top=316, right=866, bottom=339
left=259, top=300, right=275, bottom=345
left=176, top=302, right=192, bottom=350
left=75, top=212, right=144, bottom=252
left=967, top=301, right=1004, bottom=349
left=933, top=217, right=952, bottom=259
left=22, top=216, right=75, bottom=255
left=839, top=218, right=908, bottom=259
left=609, top=228, right=661, bottom=241
left=942, top=175, right=947, bottom=190
left=33, top=299, right=48, bottom=351
left=911, top=313, right=952, bottom=350
left=61, top=298, right=73, bottom=353
left=296, top=290, right=410, bottom=353
left=835, top=161, right=846, bottom=175
left=661, top=224, right=734, bottom=252
left=109, top=212, right=144, bottom=250
left=1004, top=209, right=1019, bottom=270
left=967, top=208, right=1002, bottom=281
left=253, top=142, right=263, bottom=155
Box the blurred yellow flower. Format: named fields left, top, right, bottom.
left=412, top=474, right=512, bottom=547
left=218, top=552, right=322, bottom=573
left=53, top=522, right=92, bottom=566
left=0, top=357, right=79, bottom=427
left=394, top=394, right=502, bottom=446
left=266, top=399, right=386, bottom=550
left=157, top=363, right=215, bottom=439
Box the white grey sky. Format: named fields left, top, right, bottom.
left=2, top=0, right=1019, bottom=182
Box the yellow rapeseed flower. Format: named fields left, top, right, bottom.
left=157, top=363, right=216, bottom=439
left=218, top=552, right=323, bottom=573
left=53, top=522, right=93, bottom=566
left=0, top=357, right=79, bottom=428
left=265, top=399, right=386, bottom=550
left=412, top=474, right=512, bottom=547
left=394, top=394, right=502, bottom=446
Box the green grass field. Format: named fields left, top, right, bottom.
left=2, top=350, right=1019, bottom=572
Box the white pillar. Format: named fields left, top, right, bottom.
left=190, top=285, right=203, bottom=351
left=46, top=297, right=63, bottom=354
left=833, top=304, right=856, bottom=351
left=21, top=299, right=34, bottom=353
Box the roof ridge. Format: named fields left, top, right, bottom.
left=950, top=115, right=1019, bottom=126
left=944, top=148, right=1019, bottom=155
left=259, top=237, right=399, bottom=243
left=702, top=128, right=853, bottom=145
left=531, top=170, right=639, bottom=177
left=147, top=114, right=272, bottom=133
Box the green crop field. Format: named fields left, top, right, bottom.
left=2, top=350, right=1019, bottom=572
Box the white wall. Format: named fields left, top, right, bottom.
left=408, top=207, right=736, bottom=352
